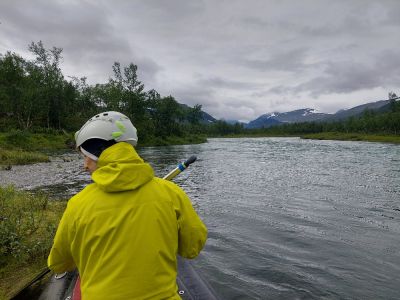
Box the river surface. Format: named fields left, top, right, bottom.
left=1, top=137, right=400, bottom=299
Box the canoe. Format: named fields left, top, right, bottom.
left=38, top=256, right=219, bottom=300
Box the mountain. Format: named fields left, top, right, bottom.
left=200, top=111, right=217, bottom=123
left=245, top=108, right=330, bottom=129
left=178, top=103, right=217, bottom=124
left=180, top=98, right=394, bottom=129
left=270, top=108, right=330, bottom=123
left=325, top=99, right=390, bottom=121
left=245, top=100, right=393, bottom=129
left=245, top=114, right=283, bottom=129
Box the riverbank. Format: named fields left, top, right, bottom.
left=0, top=186, right=66, bottom=299
left=211, top=132, right=400, bottom=144
left=2, top=130, right=397, bottom=166
left=0, top=131, right=207, bottom=165
left=0, top=149, right=50, bottom=166
left=301, top=132, right=400, bottom=144
left=0, top=131, right=71, bottom=166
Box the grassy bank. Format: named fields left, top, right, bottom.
left=0, top=130, right=73, bottom=165
left=0, top=186, right=66, bottom=299
left=0, top=149, right=50, bottom=166
left=0, top=130, right=208, bottom=165
left=0, top=130, right=72, bottom=151
left=301, top=132, right=400, bottom=144
left=209, top=132, right=400, bottom=144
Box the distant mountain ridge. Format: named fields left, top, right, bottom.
left=200, top=111, right=217, bottom=123
left=241, top=99, right=392, bottom=129
left=187, top=98, right=393, bottom=128
left=179, top=103, right=217, bottom=124
left=245, top=108, right=330, bottom=129
left=324, top=99, right=390, bottom=122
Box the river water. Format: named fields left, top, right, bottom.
left=1, top=137, right=400, bottom=299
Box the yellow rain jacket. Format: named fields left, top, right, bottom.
left=48, top=142, right=207, bottom=300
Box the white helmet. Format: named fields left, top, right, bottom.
left=75, top=111, right=138, bottom=148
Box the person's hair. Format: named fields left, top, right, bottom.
left=80, top=138, right=116, bottom=159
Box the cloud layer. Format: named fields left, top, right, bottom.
left=1, top=0, right=399, bottom=121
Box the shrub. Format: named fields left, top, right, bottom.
left=0, top=149, right=49, bottom=165
left=0, top=186, right=54, bottom=266
left=3, top=130, right=31, bottom=149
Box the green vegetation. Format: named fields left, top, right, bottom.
left=0, top=148, right=49, bottom=165
left=0, top=130, right=72, bottom=165
left=301, top=132, right=400, bottom=144
left=0, top=130, right=72, bottom=151
left=0, top=186, right=66, bottom=299
left=0, top=42, right=207, bottom=148
left=0, top=41, right=210, bottom=164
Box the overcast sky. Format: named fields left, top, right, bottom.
left=1, top=0, right=399, bottom=122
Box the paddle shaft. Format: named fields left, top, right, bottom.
left=163, top=155, right=197, bottom=180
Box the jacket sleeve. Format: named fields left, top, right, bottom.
left=174, top=187, right=208, bottom=259
left=47, top=203, right=76, bottom=273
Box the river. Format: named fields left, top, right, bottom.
left=1, top=137, right=399, bottom=299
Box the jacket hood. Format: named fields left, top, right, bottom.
left=92, top=142, right=154, bottom=192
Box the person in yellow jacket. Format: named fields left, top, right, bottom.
left=48, top=111, right=208, bottom=300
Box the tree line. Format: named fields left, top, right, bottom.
left=203, top=99, right=400, bottom=137
left=250, top=95, right=400, bottom=136
left=0, top=42, right=204, bottom=144
left=0, top=41, right=398, bottom=141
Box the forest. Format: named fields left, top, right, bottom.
left=0, top=42, right=207, bottom=145
left=0, top=42, right=399, bottom=143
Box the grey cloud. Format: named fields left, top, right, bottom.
left=173, top=86, right=215, bottom=107
left=242, top=48, right=310, bottom=72
left=375, top=50, right=400, bottom=82
left=0, top=1, right=111, bottom=45
left=198, top=76, right=259, bottom=90
left=169, top=85, right=254, bottom=120
left=241, top=1, right=395, bottom=38
left=1, top=0, right=400, bottom=120
left=107, top=0, right=204, bottom=21
left=267, top=86, right=291, bottom=96
left=293, top=49, right=400, bottom=96
left=383, top=2, right=400, bottom=27
left=240, top=17, right=272, bottom=29
left=297, top=69, right=378, bottom=97
left=0, top=0, right=163, bottom=84
left=299, top=14, right=376, bottom=38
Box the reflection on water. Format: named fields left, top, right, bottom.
left=1, top=138, right=400, bottom=299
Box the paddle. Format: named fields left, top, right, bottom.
left=10, top=155, right=198, bottom=299
left=163, top=155, right=197, bottom=180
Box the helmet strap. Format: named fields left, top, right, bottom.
left=80, top=147, right=99, bottom=161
